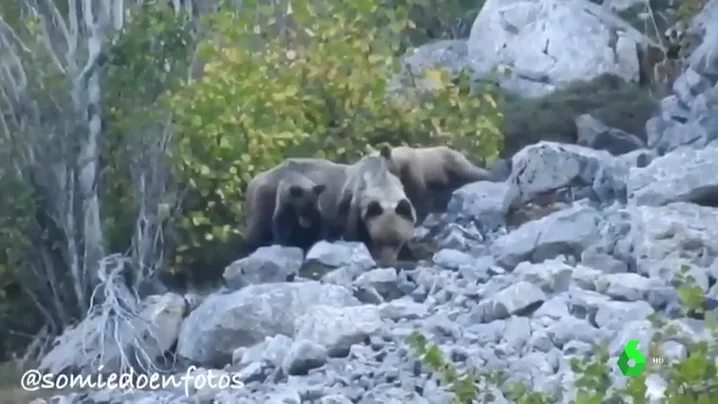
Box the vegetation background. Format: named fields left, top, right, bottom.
left=0, top=0, right=714, bottom=402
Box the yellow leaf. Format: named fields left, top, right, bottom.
left=199, top=165, right=211, bottom=176
left=368, top=54, right=383, bottom=64
left=424, top=69, right=444, bottom=83
left=240, top=154, right=251, bottom=163
left=204, top=232, right=214, bottom=241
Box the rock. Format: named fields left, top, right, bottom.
left=281, top=339, right=328, bottom=375
left=513, top=259, right=574, bottom=294
left=447, top=181, right=517, bottom=231
left=534, top=295, right=570, bottom=320
left=432, top=248, right=475, bottom=270
left=575, top=114, right=645, bottom=155
left=389, top=40, right=470, bottom=96
left=294, top=305, right=383, bottom=357
left=378, top=298, right=429, bottom=321
left=602, top=0, right=644, bottom=12
left=595, top=300, right=655, bottom=330
left=223, top=245, right=304, bottom=289
left=431, top=221, right=485, bottom=252
left=627, top=144, right=718, bottom=206
left=687, top=0, right=718, bottom=80
left=320, top=395, right=354, bottom=404
left=359, top=386, right=430, bottom=404
left=234, top=333, right=293, bottom=368
left=630, top=203, right=718, bottom=282
left=471, top=281, right=547, bottom=323
left=177, top=282, right=358, bottom=366
left=305, top=241, right=376, bottom=270
left=491, top=205, right=603, bottom=270
left=503, top=316, right=532, bottom=353
left=321, top=265, right=367, bottom=287
left=672, top=68, right=714, bottom=105
left=595, top=273, right=655, bottom=301
left=508, top=141, right=621, bottom=205
left=354, top=268, right=404, bottom=301
left=545, top=317, right=603, bottom=348
left=468, top=0, right=646, bottom=98
left=647, top=84, right=718, bottom=154
left=580, top=245, right=628, bottom=273
left=39, top=292, right=185, bottom=375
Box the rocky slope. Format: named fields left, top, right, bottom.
left=34, top=1, right=718, bottom=403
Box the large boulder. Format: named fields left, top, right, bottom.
left=467, top=0, right=652, bottom=98
left=627, top=143, right=718, bottom=207
left=176, top=281, right=359, bottom=366
left=687, top=0, right=718, bottom=80
left=39, top=293, right=186, bottom=375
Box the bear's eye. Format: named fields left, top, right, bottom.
left=395, top=198, right=414, bottom=220
left=365, top=201, right=384, bottom=219
left=312, top=184, right=327, bottom=195
left=289, top=186, right=304, bottom=198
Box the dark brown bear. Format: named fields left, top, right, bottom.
left=243, top=158, right=347, bottom=253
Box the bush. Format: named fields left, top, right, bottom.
left=162, top=0, right=503, bottom=283
left=101, top=1, right=196, bottom=254
left=408, top=265, right=718, bottom=403
left=500, top=73, right=658, bottom=157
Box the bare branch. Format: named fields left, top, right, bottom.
left=85, top=254, right=165, bottom=374
left=32, top=6, right=68, bottom=74
left=0, top=14, right=33, bottom=54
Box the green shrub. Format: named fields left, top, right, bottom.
left=409, top=265, right=718, bottom=403
left=101, top=0, right=196, bottom=254
left=500, top=73, right=658, bottom=157
left=162, top=0, right=503, bottom=282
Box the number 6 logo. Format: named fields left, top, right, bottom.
left=617, top=340, right=647, bottom=376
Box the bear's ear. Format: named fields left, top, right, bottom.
left=365, top=201, right=384, bottom=219
left=395, top=198, right=414, bottom=221
left=289, top=185, right=304, bottom=198
left=379, top=145, right=392, bottom=160
left=312, top=184, right=327, bottom=195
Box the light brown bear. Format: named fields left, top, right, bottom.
left=337, top=154, right=417, bottom=264
left=375, top=145, right=492, bottom=221
left=243, top=158, right=349, bottom=254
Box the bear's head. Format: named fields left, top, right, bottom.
left=359, top=189, right=416, bottom=264
left=287, top=183, right=326, bottom=228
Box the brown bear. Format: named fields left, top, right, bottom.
left=243, top=158, right=348, bottom=254
left=337, top=154, right=417, bottom=264
left=376, top=145, right=492, bottom=221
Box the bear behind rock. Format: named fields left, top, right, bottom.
left=377, top=145, right=492, bottom=221
left=243, top=158, right=348, bottom=254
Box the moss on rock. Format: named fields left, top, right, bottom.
left=500, top=73, right=658, bottom=157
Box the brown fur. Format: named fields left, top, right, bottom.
left=377, top=145, right=491, bottom=220
left=243, top=158, right=349, bottom=253
left=337, top=154, right=416, bottom=265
